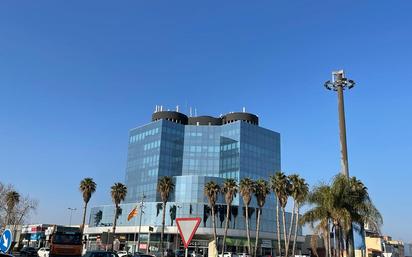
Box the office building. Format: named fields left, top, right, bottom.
left=86, top=108, right=302, bottom=256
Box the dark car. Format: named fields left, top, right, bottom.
left=175, top=250, right=185, bottom=257
left=165, top=249, right=175, bottom=257
left=134, top=254, right=155, bottom=257
left=20, top=247, right=37, bottom=256
left=0, top=253, right=14, bottom=257
left=84, top=251, right=119, bottom=257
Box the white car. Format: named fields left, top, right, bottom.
left=218, top=253, right=238, bottom=257
left=117, top=251, right=129, bottom=257
left=238, top=254, right=251, bottom=257
left=37, top=247, right=50, bottom=257
left=190, top=252, right=202, bottom=257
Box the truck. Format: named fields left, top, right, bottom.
left=46, top=226, right=82, bottom=257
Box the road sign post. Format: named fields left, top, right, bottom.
left=0, top=229, right=13, bottom=254
left=175, top=218, right=201, bottom=257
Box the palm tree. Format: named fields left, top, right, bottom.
left=253, top=179, right=270, bottom=257
left=301, top=175, right=382, bottom=257
left=239, top=178, right=255, bottom=255
left=157, top=176, right=175, bottom=257
left=5, top=190, right=20, bottom=225
left=221, top=178, right=238, bottom=256
left=270, top=172, right=290, bottom=257
left=79, top=178, right=97, bottom=233
left=204, top=181, right=221, bottom=256
left=343, top=176, right=382, bottom=257
left=300, top=184, right=336, bottom=257
left=289, top=176, right=309, bottom=257
left=110, top=183, right=127, bottom=236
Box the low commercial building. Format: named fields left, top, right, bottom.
left=404, top=243, right=412, bottom=257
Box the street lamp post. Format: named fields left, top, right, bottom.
left=68, top=207, right=77, bottom=226
left=324, top=70, right=356, bottom=257
left=175, top=204, right=182, bottom=250
left=324, top=70, right=355, bottom=178
left=134, top=193, right=145, bottom=254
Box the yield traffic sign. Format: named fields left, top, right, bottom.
left=0, top=229, right=12, bottom=253
left=175, top=217, right=201, bottom=249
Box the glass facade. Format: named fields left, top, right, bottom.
left=89, top=114, right=301, bottom=242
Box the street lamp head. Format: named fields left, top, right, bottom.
left=324, top=70, right=355, bottom=91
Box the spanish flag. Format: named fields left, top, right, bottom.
left=127, top=206, right=138, bottom=221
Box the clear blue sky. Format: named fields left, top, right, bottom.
left=1, top=1, right=411, bottom=241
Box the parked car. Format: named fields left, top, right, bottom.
left=218, top=253, right=238, bottom=257
left=20, top=247, right=37, bottom=256
left=0, top=253, right=14, bottom=257
left=189, top=252, right=202, bottom=257
left=175, top=250, right=185, bottom=257
left=134, top=253, right=155, bottom=257
left=83, top=251, right=119, bottom=257
left=164, top=249, right=175, bottom=257
left=133, top=252, right=147, bottom=255
left=237, top=253, right=251, bottom=257
left=117, top=251, right=129, bottom=257
left=37, top=247, right=50, bottom=257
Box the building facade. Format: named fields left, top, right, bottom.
left=86, top=109, right=303, bottom=255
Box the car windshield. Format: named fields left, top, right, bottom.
left=52, top=232, right=82, bottom=245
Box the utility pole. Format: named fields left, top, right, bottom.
left=68, top=207, right=77, bottom=226
left=324, top=70, right=355, bottom=177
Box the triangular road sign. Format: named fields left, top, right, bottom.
left=176, top=217, right=201, bottom=249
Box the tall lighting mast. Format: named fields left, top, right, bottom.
left=324, top=70, right=355, bottom=177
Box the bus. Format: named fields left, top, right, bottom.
left=46, top=226, right=82, bottom=257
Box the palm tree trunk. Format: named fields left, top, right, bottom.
left=287, top=201, right=296, bottom=255
left=245, top=205, right=251, bottom=255
left=222, top=204, right=230, bottom=256
left=112, top=205, right=118, bottom=234
left=254, top=208, right=262, bottom=257
left=322, top=226, right=329, bottom=257
left=323, top=235, right=329, bottom=257
left=360, top=223, right=366, bottom=257
left=211, top=205, right=218, bottom=256
left=327, top=221, right=332, bottom=257
left=346, top=226, right=355, bottom=257
left=276, top=199, right=281, bottom=257
left=282, top=208, right=288, bottom=257
left=336, top=226, right=341, bottom=257
left=160, top=201, right=166, bottom=257
left=292, top=204, right=300, bottom=257
left=81, top=202, right=88, bottom=234
left=339, top=226, right=346, bottom=257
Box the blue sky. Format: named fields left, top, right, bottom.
left=1, top=1, right=411, bottom=241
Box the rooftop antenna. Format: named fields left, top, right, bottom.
left=242, top=107, right=246, bottom=113
left=176, top=105, right=179, bottom=112
left=194, top=108, right=197, bottom=116
left=189, top=107, right=192, bottom=117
